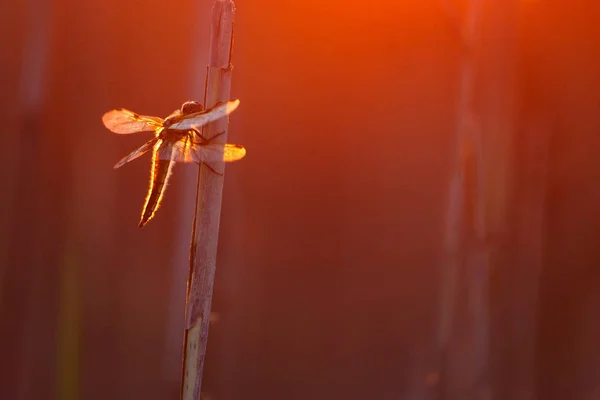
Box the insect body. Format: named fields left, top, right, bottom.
left=102, top=99, right=246, bottom=227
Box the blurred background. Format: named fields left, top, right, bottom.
left=2, top=0, right=600, bottom=399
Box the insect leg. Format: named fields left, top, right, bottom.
left=201, top=162, right=224, bottom=176
left=207, top=130, right=226, bottom=141
left=191, top=128, right=209, bottom=143
left=191, top=129, right=226, bottom=145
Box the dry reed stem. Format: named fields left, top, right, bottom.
left=180, top=1, right=236, bottom=399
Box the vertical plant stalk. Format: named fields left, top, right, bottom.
left=438, top=1, right=519, bottom=398
left=180, top=1, right=236, bottom=399
left=438, top=0, right=481, bottom=357
left=437, top=0, right=487, bottom=397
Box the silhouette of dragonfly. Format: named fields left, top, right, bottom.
left=102, top=99, right=246, bottom=227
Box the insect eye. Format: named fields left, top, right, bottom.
left=181, top=101, right=204, bottom=115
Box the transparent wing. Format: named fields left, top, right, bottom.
left=157, top=139, right=246, bottom=164
left=102, top=108, right=164, bottom=134
left=168, top=99, right=240, bottom=130
left=114, top=138, right=160, bottom=169
left=207, top=143, right=247, bottom=162
left=156, top=136, right=196, bottom=163
left=165, top=108, right=182, bottom=120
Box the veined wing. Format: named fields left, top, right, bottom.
left=165, top=108, right=182, bottom=120
left=114, top=138, right=160, bottom=169
left=102, top=108, right=164, bottom=134
left=168, top=99, right=240, bottom=130
left=200, top=143, right=246, bottom=163
left=157, top=138, right=246, bottom=164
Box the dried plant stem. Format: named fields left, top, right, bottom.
left=438, top=0, right=481, bottom=352
left=437, top=0, right=488, bottom=397
left=437, top=1, right=519, bottom=399
left=180, top=1, right=236, bottom=399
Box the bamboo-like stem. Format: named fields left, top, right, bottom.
left=437, top=1, right=519, bottom=399
left=437, top=0, right=481, bottom=358
left=180, top=1, right=236, bottom=399
left=437, top=0, right=486, bottom=398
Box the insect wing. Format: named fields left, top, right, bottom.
left=102, top=108, right=164, bottom=134
left=164, top=108, right=182, bottom=122
left=204, top=143, right=247, bottom=162
left=157, top=139, right=246, bottom=164
left=156, top=136, right=195, bottom=163
left=114, top=138, right=160, bottom=169
left=168, top=99, right=240, bottom=130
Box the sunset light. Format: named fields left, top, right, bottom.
left=4, top=0, right=600, bottom=399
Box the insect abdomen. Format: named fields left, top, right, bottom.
left=139, top=153, right=175, bottom=227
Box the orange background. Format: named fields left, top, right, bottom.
left=2, top=1, right=600, bottom=399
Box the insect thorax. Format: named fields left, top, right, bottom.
left=161, top=128, right=189, bottom=142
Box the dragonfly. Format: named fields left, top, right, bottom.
left=102, top=99, right=246, bottom=227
